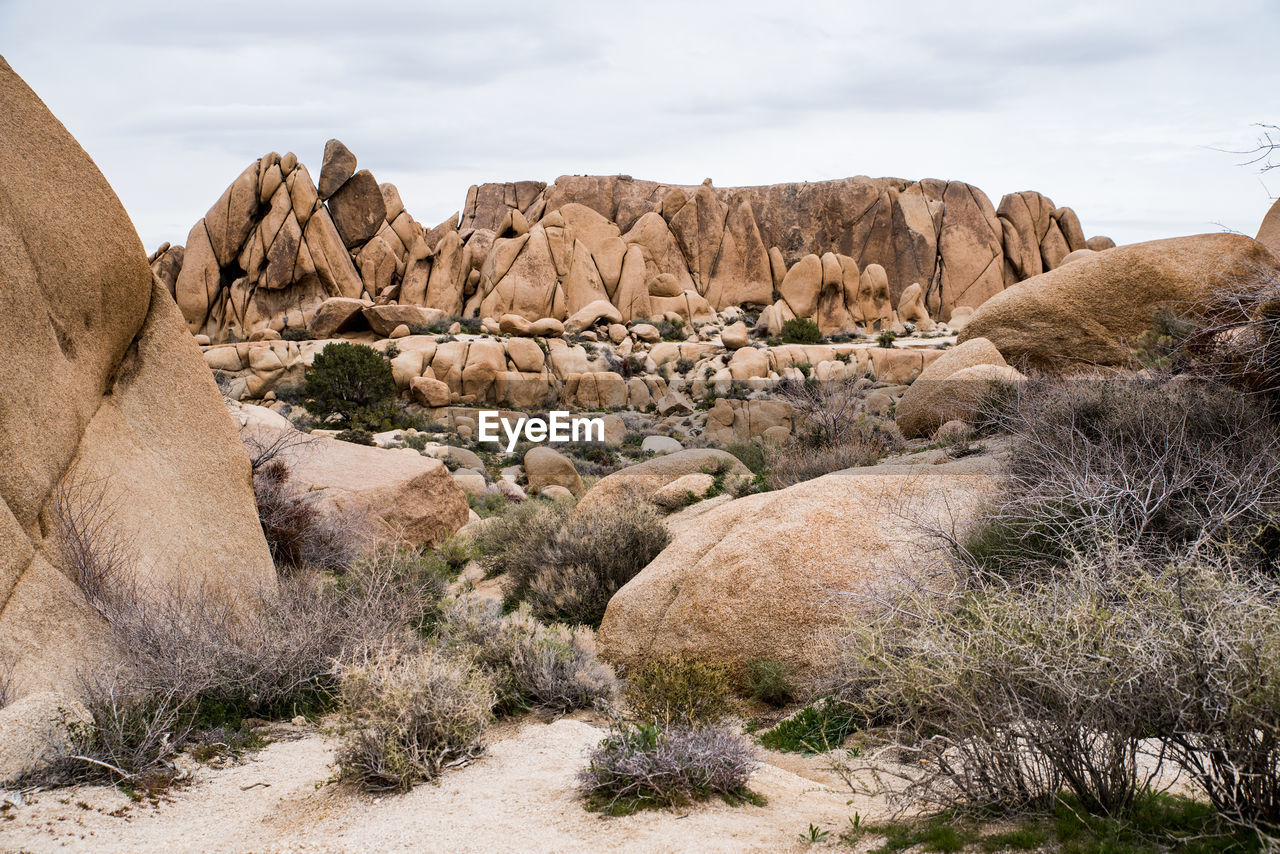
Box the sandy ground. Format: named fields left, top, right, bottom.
left=0, top=714, right=878, bottom=853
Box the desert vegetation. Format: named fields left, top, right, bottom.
left=797, top=325, right=1280, bottom=847
left=33, top=443, right=620, bottom=798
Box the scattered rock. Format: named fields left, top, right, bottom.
left=524, top=446, right=584, bottom=496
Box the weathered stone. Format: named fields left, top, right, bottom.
left=317, top=138, right=357, bottom=199
left=0, top=61, right=276, bottom=695
left=960, top=234, right=1280, bottom=370
left=362, top=304, right=446, bottom=337
left=895, top=337, right=1009, bottom=438
left=524, top=446, right=584, bottom=496
left=598, top=462, right=994, bottom=678
left=327, top=169, right=387, bottom=249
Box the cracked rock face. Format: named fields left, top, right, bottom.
left=157, top=150, right=1114, bottom=344
left=0, top=58, right=276, bottom=698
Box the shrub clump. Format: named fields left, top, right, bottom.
left=436, top=599, right=617, bottom=714
left=966, top=375, right=1280, bottom=576
left=336, top=649, right=495, bottom=791
left=829, top=548, right=1280, bottom=826
left=743, top=659, right=793, bottom=707
left=578, top=722, right=759, bottom=815
left=302, top=342, right=397, bottom=429
left=780, top=317, right=823, bottom=344
left=623, top=656, right=736, bottom=727
left=477, top=495, right=670, bottom=627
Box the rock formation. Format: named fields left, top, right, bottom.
left=958, top=234, right=1280, bottom=371
left=597, top=460, right=994, bottom=678
left=155, top=146, right=1115, bottom=344
left=0, top=58, right=277, bottom=697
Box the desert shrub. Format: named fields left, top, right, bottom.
left=280, top=326, right=313, bottom=341
left=758, top=700, right=859, bottom=754
left=436, top=599, right=616, bottom=714
left=494, top=496, right=670, bottom=627
left=252, top=459, right=363, bottom=575
left=826, top=549, right=1280, bottom=821
left=472, top=499, right=571, bottom=580
left=467, top=491, right=510, bottom=518
left=656, top=318, right=687, bottom=341
left=623, top=656, right=736, bottom=727
left=36, top=545, right=452, bottom=788
left=1180, top=265, right=1280, bottom=407
left=781, top=317, right=823, bottom=344
left=51, top=477, right=134, bottom=611
left=724, top=441, right=767, bottom=475
left=876, top=329, right=897, bottom=348
left=302, top=342, right=397, bottom=429
left=674, top=357, right=695, bottom=374
left=965, top=375, right=1280, bottom=576
left=434, top=536, right=476, bottom=573
left=743, top=659, right=793, bottom=706
left=763, top=433, right=898, bottom=490
left=579, top=721, right=759, bottom=815
left=336, top=649, right=494, bottom=791
left=336, top=427, right=376, bottom=445
left=775, top=376, right=891, bottom=449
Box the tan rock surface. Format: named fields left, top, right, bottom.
left=598, top=460, right=994, bottom=678
left=0, top=59, right=276, bottom=697
left=959, top=234, right=1280, bottom=370
left=895, top=337, right=1010, bottom=438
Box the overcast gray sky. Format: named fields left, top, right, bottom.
left=3, top=0, right=1276, bottom=251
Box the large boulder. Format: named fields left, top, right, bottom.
left=259, top=428, right=470, bottom=547
left=1259, top=197, right=1280, bottom=255
left=598, top=460, right=995, bottom=678
left=524, top=446, right=584, bottom=497
left=0, top=59, right=277, bottom=697
left=895, top=337, right=1010, bottom=438
left=0, top=692, right=92, bottom=783
left=576, top=449, right=748, bottom=514
left=959, top=234, right=1280, bottom=370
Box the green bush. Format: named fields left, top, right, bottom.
left=744, top=659, right=793, bottom=706
left=624, top=656, right=736, bottom=727
left=725, top=442, right=767, bottom=474
left=302, top=342, right=397, bottom=429
left=781, top=317, right=823, bottom=344
left=335, top=428, right=375, bottom=445
left=758, top=700, right=859, bottom=753
left=876, top=329, right=897, bottom=348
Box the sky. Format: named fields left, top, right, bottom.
left=2, top=0, right=1277, bottom=252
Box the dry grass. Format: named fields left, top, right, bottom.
left=436, top=599, right=617, bottom=715
left=964, top=374, right=1280, bottom=576
left=476, top=494, right=669, bottom=627
left=336, top=649, right=495, bottom=792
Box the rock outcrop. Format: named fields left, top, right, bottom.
left=895, top=337, right=1013, bottom=438
left=158, top=156, right=1113, bottom=343
left=0, top=58, right=276, bottom=697
left=597, top=460, right=994, bottom=678
left=958, top=234, right=1280, bottom=370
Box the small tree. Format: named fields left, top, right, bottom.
left=302, top=342, right=396, bottom=429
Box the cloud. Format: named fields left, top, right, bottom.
left=1, top=0, right=1275, bottom=250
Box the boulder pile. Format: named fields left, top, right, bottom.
left=153, top=146, right=1115, bottom=344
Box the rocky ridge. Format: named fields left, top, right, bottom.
left=150, top=142, right=1115, bottom=345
